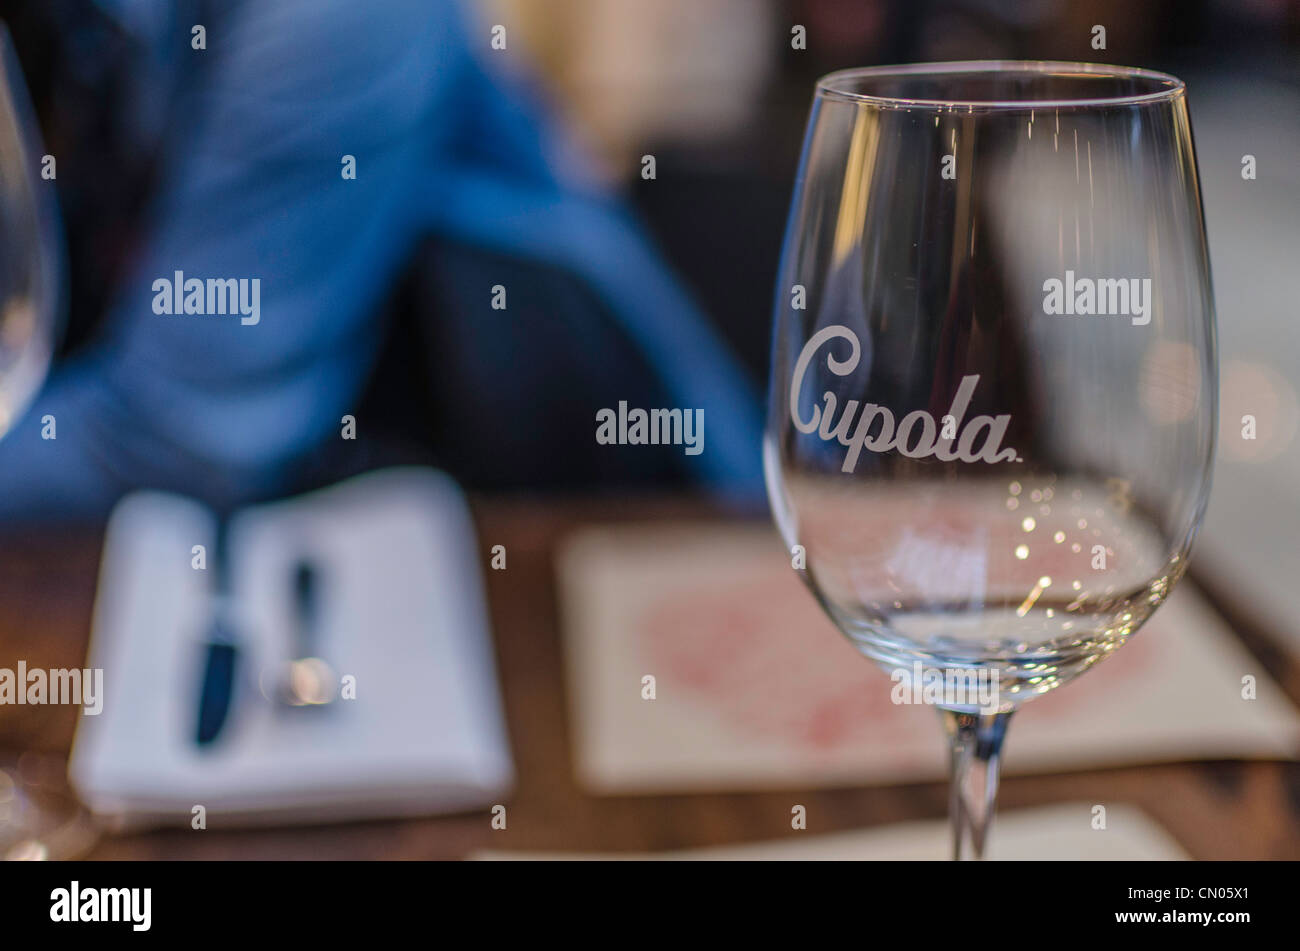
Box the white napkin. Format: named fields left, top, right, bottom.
left=70, top=467, right=513, bottom=827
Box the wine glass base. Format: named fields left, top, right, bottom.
left=0, top=754, right=99, bottom=860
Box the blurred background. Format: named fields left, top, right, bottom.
left=0, top=0, right=1294, bottom=506
left=0, top=0, right=1297, bottom=859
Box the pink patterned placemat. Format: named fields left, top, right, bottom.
left=559, top=523, right=1300, bottom=794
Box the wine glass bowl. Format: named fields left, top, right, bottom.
left=765, top=61, right=1217, bottom=857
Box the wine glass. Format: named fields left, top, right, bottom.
left=765, top=62, right=1216, bottom=860
left=0, top=27, right=59, bottom=432
left=0, top=24, right=78, bottom=859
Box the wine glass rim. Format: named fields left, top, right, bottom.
left=816, top=60, right=1186, bottom=110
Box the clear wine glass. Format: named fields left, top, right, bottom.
left=0, top=24, right=79, bottom=859
left=765, top=61, right=1216, bottom=860
left=0, top=27, right=59, bottom=431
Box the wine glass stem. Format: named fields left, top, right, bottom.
left=941, top=709, right=1014, bottom=860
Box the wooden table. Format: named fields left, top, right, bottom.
left=2, top=497, right=1298, bottom=860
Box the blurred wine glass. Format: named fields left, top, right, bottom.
left=0, top=23, right=84, bottom=860
left=766, top=61, right=1216, bottom=859
left=0, top=27, right=59, bottom=432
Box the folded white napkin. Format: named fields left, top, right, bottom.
left=70, top=468, right=514, bottom=827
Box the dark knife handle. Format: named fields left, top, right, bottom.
left=196, top=626, right=239, bottom=746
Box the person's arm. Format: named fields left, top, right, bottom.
left=0, top=0, right=473, bottom=520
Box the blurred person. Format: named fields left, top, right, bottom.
left=0, top=0, right=764, bottom=523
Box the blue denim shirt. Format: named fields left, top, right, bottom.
left=0, top=0, right=763, bottom=520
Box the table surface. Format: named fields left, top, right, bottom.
left=2, top=497, right=1298, bottom=860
